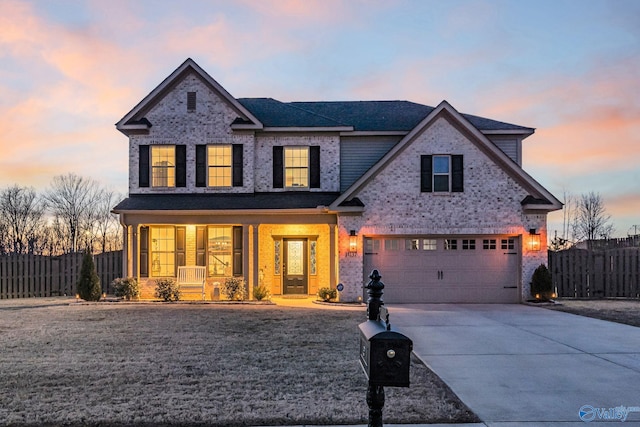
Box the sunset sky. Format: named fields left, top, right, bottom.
left=1, top=0, right=638, bottom=238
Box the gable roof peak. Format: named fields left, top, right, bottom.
left=116, top=58, right=263, bottom=134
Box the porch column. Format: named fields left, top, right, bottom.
left=132, top=225, right=139, bottom=281
left=243, top=225, right=253, bottom=299
left=123, top=225, right=131, bottom=277
left=329, top=224, right=337, bottom=288
left=252, top=224, right=260, bottom=293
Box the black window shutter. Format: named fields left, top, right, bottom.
left=176, top=226, right=186, bottom=267
left=232, top=144, right=243, bottom=187
left=273, top=146, right=283, bottom=188
left=452, top=155, right=464, bottom=192
left=195, top=145, right=206, bottom=187
left=232, top=226, right=243, bottom=276
left=196, top=226, right=206, bottom=267
left=420, top=155, right=432, bottom=192
left=309, top=146, right=320, bottom=188
left=139, top=226, right=149, bottom=277
left=175, top=145, right=186, bottom=187
left=139, top=145, right=150, bottom=188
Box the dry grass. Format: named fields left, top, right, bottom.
left=546, top=299, right=640, bottom=327
left=0, top=298, right=478, bottom=426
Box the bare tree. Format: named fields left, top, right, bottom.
left=550, top=189, right=575, bottom=251
left=93, top=190, right=123, bottom=253
left=0, top=185, right=47, bottom=254
left=572, top=191, right=614, bottom=246
left=44, top=174, right=103, bottom=253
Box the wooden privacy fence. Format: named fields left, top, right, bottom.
left=0, top=251, right=123, bottom=299
left=549, top=247, right=640, bottom=298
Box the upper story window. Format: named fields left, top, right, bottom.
left=196, top=144, right=243, bottom=188
left=151, top=146, right=175, bottom=187
left=420, top=154, right=464, bottom=193
left=285, top=147, right=309, bottom=188
left=208, top=145, right=232, bottom=187
left=272, top=146, right=320, bottom=189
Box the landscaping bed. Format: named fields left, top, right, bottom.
left=0, top=298, right=478, bottom=426
left=546, top=299, right=640, bottom=327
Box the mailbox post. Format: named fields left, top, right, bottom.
left=358, top=269, right=413, bottom=427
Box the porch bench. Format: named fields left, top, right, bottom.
left=177, top=266, right=207, bottom=300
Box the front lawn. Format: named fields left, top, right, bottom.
left=0, top=299, right=478, bottom=426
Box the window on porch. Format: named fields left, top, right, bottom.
left=151, top=227, right=175, bottom=276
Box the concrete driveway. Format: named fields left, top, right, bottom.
left=389, top=304, right=640, bottom=426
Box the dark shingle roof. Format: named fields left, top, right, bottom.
left=113, top=192, right=341, bottom=212
left=237, top=98, right=532, bottom=132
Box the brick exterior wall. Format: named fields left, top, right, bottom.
left=336, top=116, right=548, bottom=302
left=254, top=135, right=340, bottom=192
left=128, top=71, right=255, bottom=194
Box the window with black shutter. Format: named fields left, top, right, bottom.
left=273, top=146, right=284, bottom=188
left=139, top=226, right=149, bottom=277
left=232, top=144, right=243, bottom=187
left=195, top=145, right=206, bottom=187
left=232, top=226, right=243, bottom=276
left=420, top=154, right=464, bottom=193
left=175, top=145, right=186, bottom=187
left=139, top=145, right=150, bottom=188
left=310, top=146, right=320, bottom=188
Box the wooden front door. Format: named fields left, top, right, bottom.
left=283, top=238, right=308, bottom=294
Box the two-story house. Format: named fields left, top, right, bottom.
left=113, top=58, right=561, bottom=303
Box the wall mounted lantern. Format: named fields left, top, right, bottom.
left=529, top=228, right=541, bottom=251
left=348, top=230, right=358, bottom=256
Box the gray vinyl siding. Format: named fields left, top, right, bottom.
left=340, top=136, right=401, bottom=191
left=487, top=136, right=521, bottom=166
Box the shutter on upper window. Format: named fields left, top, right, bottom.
left=452, top=155, right=464, bottom=192
left=420, top=155, right=432, bottom=192
left=139, top=226, right=149, bottom=277
left=273, top=146, right=283, bottom=188
left=176, top=145, right=186, bottom=188
left=310, top=146, right=320, bottom=188
left=139, top=145, right=150, bottom=188
left=232, top=226, right=243, bottom=276
left=232, top=144, right=243, bottom=187
left=195, top=145, right=206, bottom=187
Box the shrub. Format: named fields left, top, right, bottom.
left=112, top=277, right=140, bottom=300
left=530, top=264, right=553, bottom=301
left=155, top=278, right=180, bottom=302
left=221, top=277, right=247, bottom=301
left=253, top=284, right=271, bottom=301
left=318, top=287, right=337, bottom=302
left=77, top=253, right=102, bottom=301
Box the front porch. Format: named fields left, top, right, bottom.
left=120, top=216, right=339, bottom=301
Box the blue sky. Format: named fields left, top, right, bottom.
left=1, top=0, right=638, bottom=237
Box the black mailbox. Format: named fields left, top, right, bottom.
left=359, top=319, right=413, bottom=387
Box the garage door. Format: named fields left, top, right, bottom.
left=363, top=236, right=520, bottom=303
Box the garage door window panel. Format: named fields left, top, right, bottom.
left=501, top=239, right=515, bottom=250
left=385, top=239, right=400, bottom=251
left=422, top=239, right=437, bottom=250
left=445, top=239, right=458, bottom=250
left=463, top=239, right=476, bottom=250
left=483, top=239, right=497, bottom=250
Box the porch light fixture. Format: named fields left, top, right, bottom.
left=348, top=230, right=358, bottom=256
left=529, top=228, right=541, bottom=251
